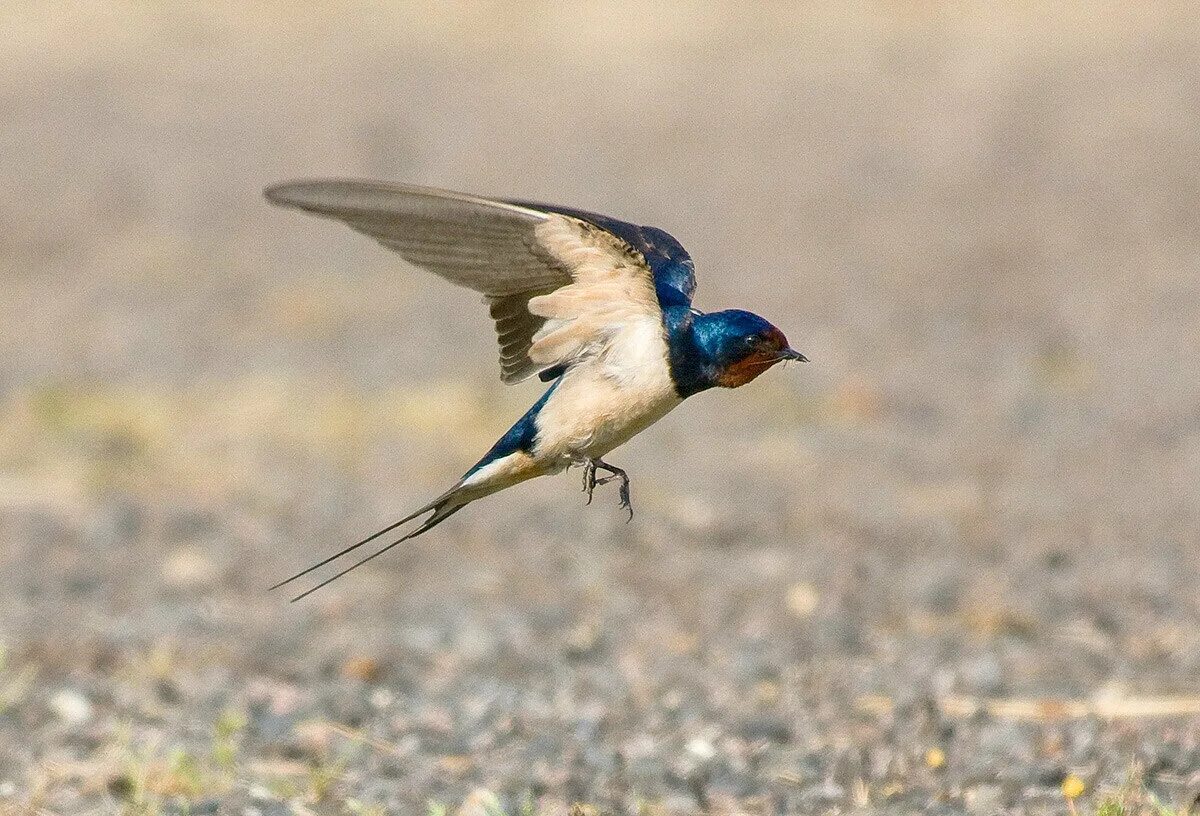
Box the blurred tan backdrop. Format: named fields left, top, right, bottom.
left=2, top=2, right=1199, bottom=813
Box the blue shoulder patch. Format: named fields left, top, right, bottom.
left=637, top=226, right=696, bottom=309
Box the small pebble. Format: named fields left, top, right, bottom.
left=564, top=621, right=602, bottom=658
left=456, top=788, right=501, bottom=816
left=925, top=747, right=947, bottom=770
left=49, top=689, right=93, bottom=726
left=161, top=546, right=219, bottom=588
left=786, top=583, right=820, bottom=618
left=686, top=737, right=716, bottom=760
left=965, top=784, right=1003, bottom=814
left=340, top=656, right=382, bottom=682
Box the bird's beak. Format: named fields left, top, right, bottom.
left=781, top=347, right=809, bottom=362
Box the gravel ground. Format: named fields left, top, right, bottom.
left=2, top=4, right=1199, bottom=814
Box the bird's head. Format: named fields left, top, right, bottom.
left=693, top=309, right=807, bottom=388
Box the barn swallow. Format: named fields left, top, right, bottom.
left=265, top=181, right=806, bottom=599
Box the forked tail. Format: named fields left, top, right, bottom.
left=270, top=484, right=467, bottom=601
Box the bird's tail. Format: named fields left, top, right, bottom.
left=270, top=483, right=468, bottom=602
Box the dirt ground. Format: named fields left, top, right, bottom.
left=2, top=3, right=1199, bottom=814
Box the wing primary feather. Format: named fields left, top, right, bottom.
left=264, top=179, right=552, bottom=223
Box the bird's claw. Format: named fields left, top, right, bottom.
left=618, top=480, right=633, bottom=522
left=582, top=461, right=598, bottom=505
left=582, top=458, right=633, bottom=521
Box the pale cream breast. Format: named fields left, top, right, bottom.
left=531, top=313, right=681, bottom=466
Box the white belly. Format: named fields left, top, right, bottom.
left=530, top=318, right=681, bottom=468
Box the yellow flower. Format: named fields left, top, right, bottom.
left=1061, top=774, right=1086, bottom=799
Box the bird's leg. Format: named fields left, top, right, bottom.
left=592, top=458, right=633, bottom=521
left=581, top=460, right=598, bottom=505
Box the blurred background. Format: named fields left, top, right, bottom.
left=2, top=2, right=1199, bottom=814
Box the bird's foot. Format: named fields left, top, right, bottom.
left=581, top=460, right=598, bottom=505
left=586, top=458, right=633, bottom=521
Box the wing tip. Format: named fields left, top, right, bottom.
left=262, top=181, right=300, bottom=209
left=262, top=178, right=382, bottom=211
left=262, top=180, right=327, bottom=210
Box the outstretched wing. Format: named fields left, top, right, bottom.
left=264, top=180, right=697, bottom=383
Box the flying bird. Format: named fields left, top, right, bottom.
left=265, top=180, right=806, bottom=599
